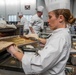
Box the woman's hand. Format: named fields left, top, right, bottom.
left=25, top=34, right=46, bottom=44
left=7, top=45, right=23, bottom=57
left=25, top=34, right=39, bottom=40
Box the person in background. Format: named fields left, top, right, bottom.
left=29, top=6, right=44, bottom=34
left=17, top=12, right=30, bottom=34
left=6, top=0, right=76, bottom=75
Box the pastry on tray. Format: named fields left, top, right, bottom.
left=0, top=41, right=14, bottom=50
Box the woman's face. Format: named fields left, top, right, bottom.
left=48, top=11, right=59, bottom=30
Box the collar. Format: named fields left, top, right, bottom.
left=52, top=28, right=69, bottom=34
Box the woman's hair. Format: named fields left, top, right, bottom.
left=53, top=9, right=76, bottom=24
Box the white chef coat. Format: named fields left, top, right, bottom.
left=29, top=14, right=44, bottom=34
left=20, top=16, right=29, bottom=30
left=22, top=28, right=71, bottom=75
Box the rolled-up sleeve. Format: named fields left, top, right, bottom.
left=21, top=53, right=34, bottom=74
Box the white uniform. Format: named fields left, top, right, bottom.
left=21, top=28, right=71, bottom=75
left=20, top=16, right=31, bottom=34
left=20, top=16, right=29, bottom=30
left=30, top=14, right=44, bottom=34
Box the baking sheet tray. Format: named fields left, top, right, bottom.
left=0, top=35, right=37, bottom=47
left=0, top=57, right=21, bottom=67
left=0, top=28, right=16, bottom=32
left=39, top=33, right=51, bottom=39
left=0, top=56, right=23, bottom=72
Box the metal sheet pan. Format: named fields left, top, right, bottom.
left=0, top=28, right=16, bottom=32
left=0, top=35, right=37, bottom=47
left=0, top=56, right=23, bottom=72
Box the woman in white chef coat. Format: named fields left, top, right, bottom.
left=29, top=6, right=44, bottom=34
left=7, top=0, right=76, bottom=75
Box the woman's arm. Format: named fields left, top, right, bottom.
left=24, top=34, right=46, bottom=44
left=38, top=38, right=46, bottom=44
left=13, top=51, right=23, bottom=61
left=7, top=45, right=23, bottom=61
